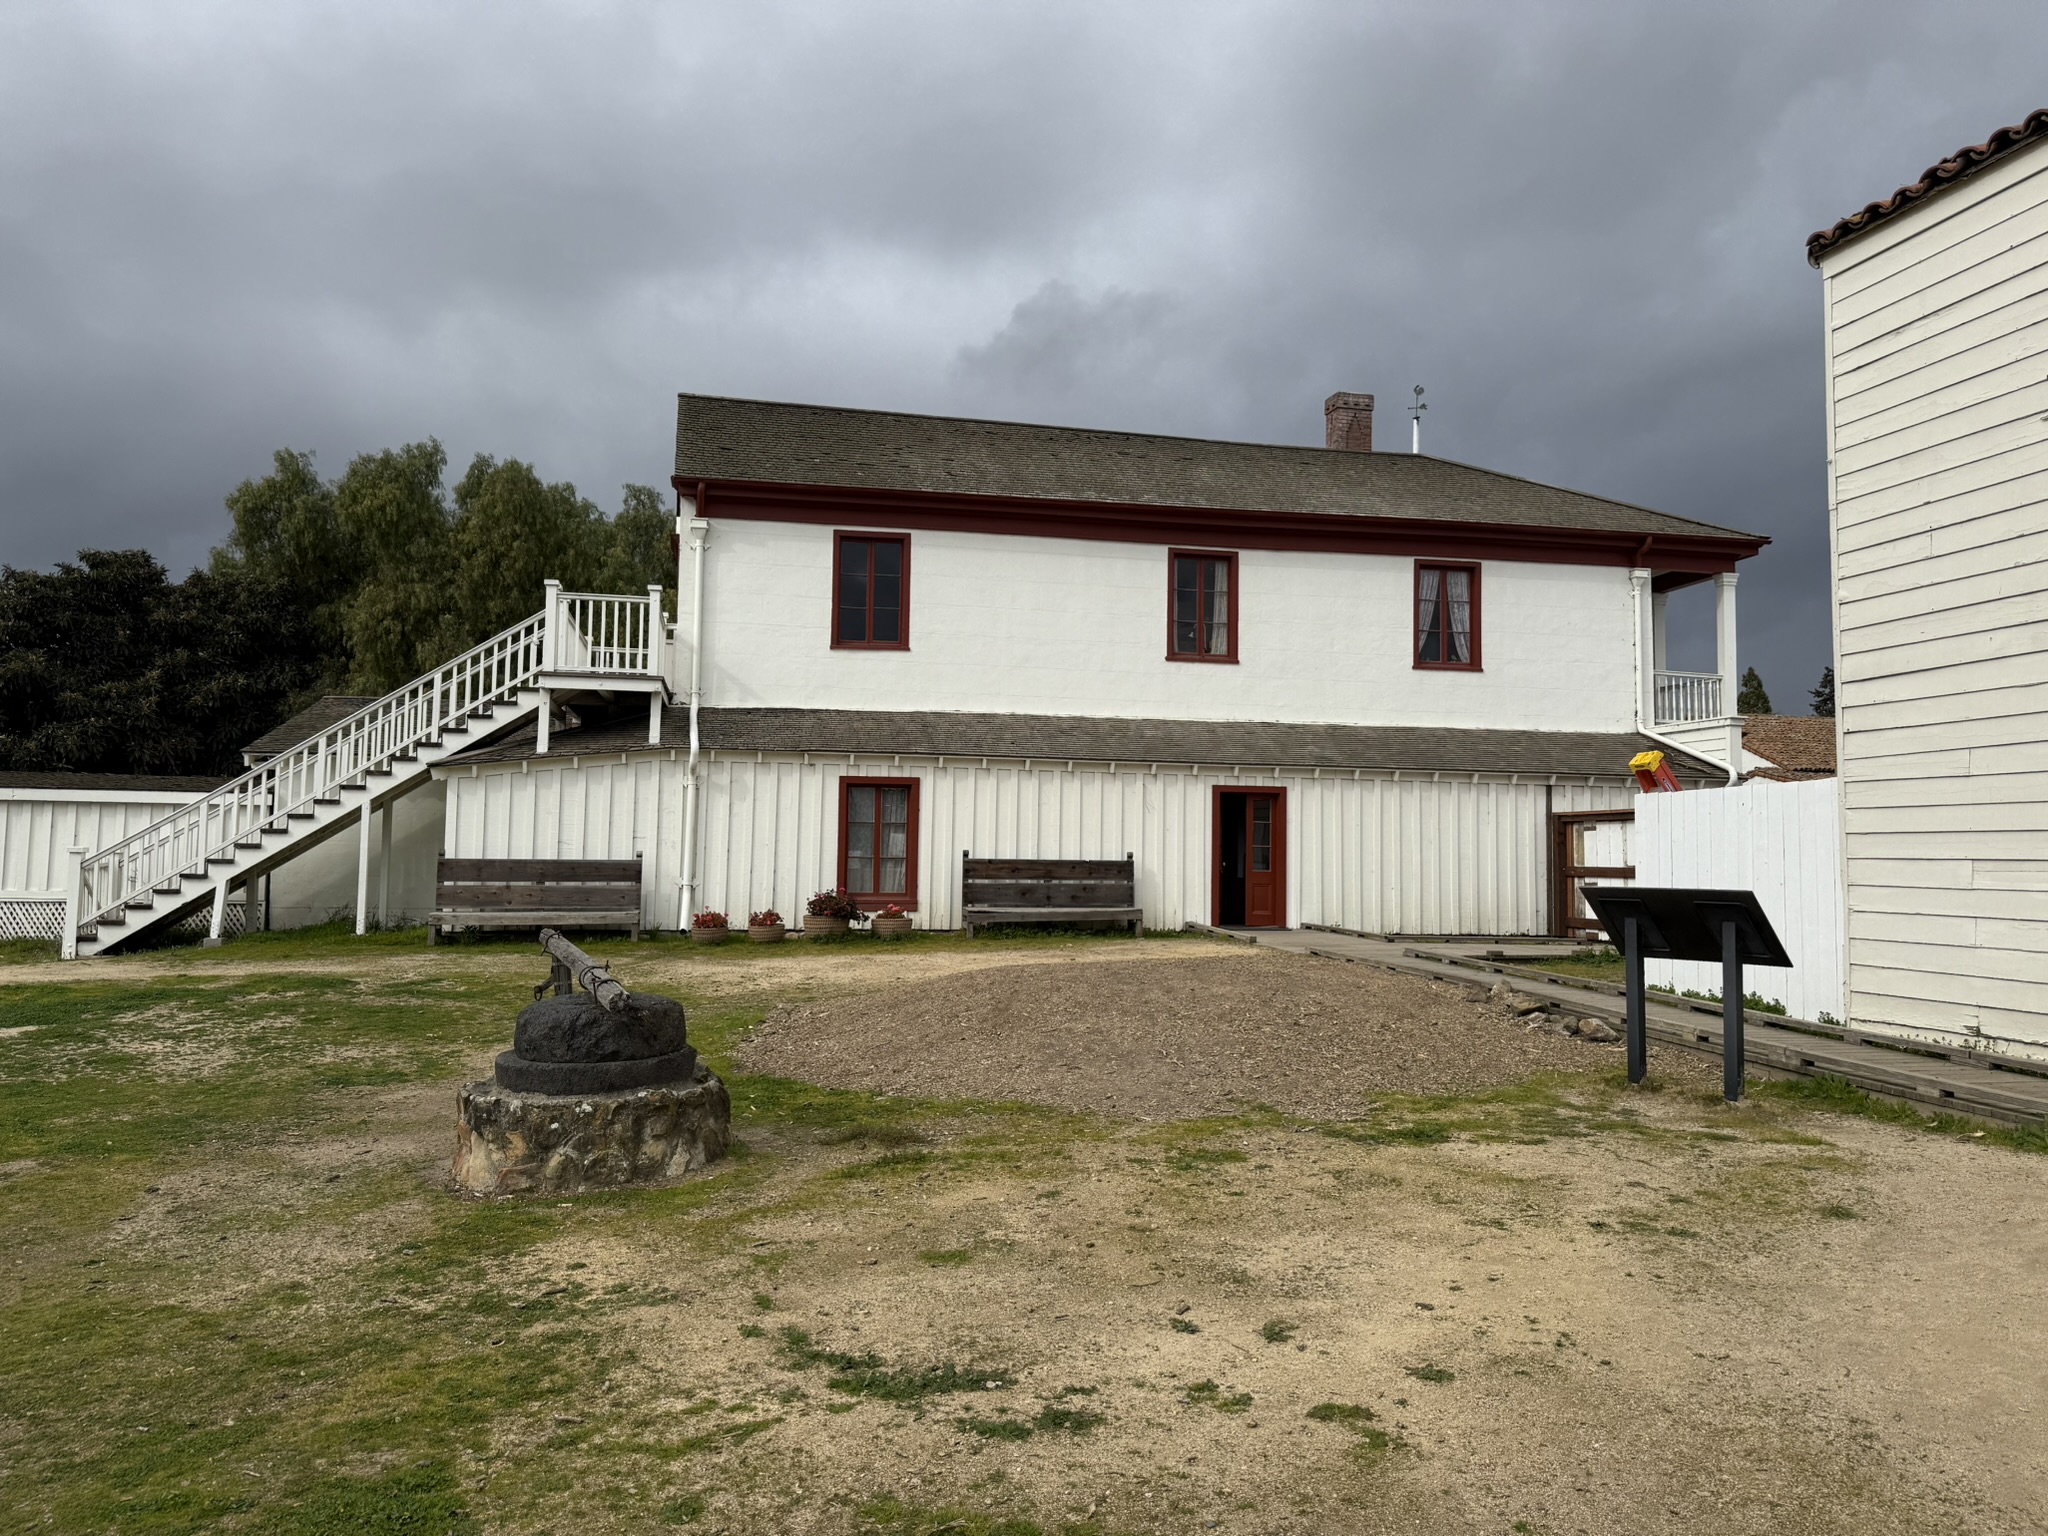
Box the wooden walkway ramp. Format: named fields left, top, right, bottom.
left=1226, top=926, right=2048, bottom=1129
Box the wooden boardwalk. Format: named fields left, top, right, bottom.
left=1228, top=926, right=2048, bottom=1129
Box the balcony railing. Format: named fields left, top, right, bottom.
left=1654, top=670, right=1723, bottom=725
left=542, top=584, right=666, bottom=677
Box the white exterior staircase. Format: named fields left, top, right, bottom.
left=63, top=588, right=670, bottom=957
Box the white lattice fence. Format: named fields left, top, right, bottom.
left=0, top=898, right=64, bottom=941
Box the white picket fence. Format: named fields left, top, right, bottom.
left=1634, top=777, right=1845, bottom=1023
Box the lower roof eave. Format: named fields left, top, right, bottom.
left=432, top=705, right=1719, bottom=784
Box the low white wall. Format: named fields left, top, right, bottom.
left=440, top=749, right=1635, bottom=936
left=1636, top=777, right=1846, bottom=1023
left=263, top=780, right=447, bottom=930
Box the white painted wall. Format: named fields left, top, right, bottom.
left=439, top=749, right=1636, bottom=937
left=264, top=781, right=447, bottom=930
left=0, top=788, right=204, bottom=897
left=1636, top=778, right=1847, bottom=1026
left=1819, top=132, right=2048, bottom=1058
left=689, top=521, right=1641, bottom=733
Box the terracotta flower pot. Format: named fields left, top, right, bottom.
left=804, top=915, right=850, bottom=939
left=689, top=925, right=729, bottom=945
left=872, top=914, right=912, bottom=939
left=748, top=922, right=786, bottom=944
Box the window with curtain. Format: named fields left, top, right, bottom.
left=1415, top=562, right=1480, bottom=669
left=1170, top=551, right=1236, bottom=660
left=840, top=778, right=917, bottom=906
left=834, top=534, right=908, bottom=647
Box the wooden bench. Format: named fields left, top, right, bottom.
left=961, top=853, right=1142, bottom=936
left=429, top=857, right=644, bottom=943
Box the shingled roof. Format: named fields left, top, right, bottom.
left=0, top=771, right=227, bottom=794
left=673, top=394, right=1759, bottom=543
left=240, top=695, right=377, bottom=762
left=1808, top=108, right=2048, bottom=265
left=438, top=704, right=1716, bottom=782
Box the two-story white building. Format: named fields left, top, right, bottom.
left=425, top=392, right=1763, bottom=936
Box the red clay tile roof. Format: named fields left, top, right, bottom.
left=1741, top=715, right=1836, bottom=782
left=1808, top=108, right=2048, bottom=265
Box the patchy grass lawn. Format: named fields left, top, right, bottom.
left=2, top=930, right=2045, bottom=1536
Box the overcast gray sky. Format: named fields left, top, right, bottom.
left=3, top=1, right=2043, bottom=704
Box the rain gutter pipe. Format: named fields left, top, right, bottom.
left=676, top=491, right=709, bottom=931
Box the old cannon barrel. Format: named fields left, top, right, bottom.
left=538, top=926, right=629, bottom=1012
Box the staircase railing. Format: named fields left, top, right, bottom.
left=71, top=609, right=551, bottom=945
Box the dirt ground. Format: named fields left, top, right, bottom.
left=5, top=932, right=2045, bottom=1536
left=738, top=946, right=1718, bottom=1118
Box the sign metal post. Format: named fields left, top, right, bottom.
left=1581, top=887, right=1793, bottom=1104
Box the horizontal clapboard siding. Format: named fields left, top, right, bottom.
left=1821, top=131, right=2048, bottom=1058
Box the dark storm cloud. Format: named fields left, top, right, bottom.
left=2, top=1, right=2043, bottom=701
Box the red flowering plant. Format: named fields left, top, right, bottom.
left=805, top=888, right=866, bottom=922
left=691, top=910, right=729, bottom=930
left=876, top=903, right=907, bottom=919
left=748, top=910, right=783, bottom=927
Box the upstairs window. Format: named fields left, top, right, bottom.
left=839, top=777, right=918, bottom=909
left=1415, top=561, right=1481, bottom=670
left=1169, top=549, right=1237, bottom=662
left=834, top=533, right=909, bottom=648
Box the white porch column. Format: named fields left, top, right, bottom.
left=1651, top=591, right=1669, bottom=672
left=1717, top=571, right=1742, bottom=784
left=355, top=795, right=373, bottom=935
left=1630, top=568, right=1654, bottom=729
left=204, top=878, right=229, bottom=948
left=536, top=689, right=551, bottom=756
left=377, top=802, right=393, bottom=926
left=1715, top=572, right=1739, bottom=707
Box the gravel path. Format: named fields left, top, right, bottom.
left=737, top=945, right=1631, bottom=1120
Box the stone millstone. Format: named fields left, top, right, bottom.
left=454, top=1066, right=731, bottom=1196
left=514, top=991, right=688, bottom=1062
left=494, top=991, right=696, bottom=1093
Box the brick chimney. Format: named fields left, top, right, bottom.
left=1324, top=391, right=1374, bottom=451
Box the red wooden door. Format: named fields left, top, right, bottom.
left=1244, top=792, right=1283, bottom=927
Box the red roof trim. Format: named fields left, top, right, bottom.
left=1807, top=108, right=2048, bottom=266
left=672, top=478, right=1764, bottom=574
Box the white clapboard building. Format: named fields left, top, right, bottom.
left=41, top=390, right=1764, bottom=955
left=1808, top=108, right=2048, bottom=1061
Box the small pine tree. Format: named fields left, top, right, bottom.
left=1810, top=665, right=1835, bottom=717
left=1736, top=666, right=1772, bottom=715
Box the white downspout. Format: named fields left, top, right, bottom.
left=676, top=504, right=709, bottom=931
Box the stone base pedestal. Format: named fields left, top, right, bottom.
left=454, top=1067, right=731, bottom=1196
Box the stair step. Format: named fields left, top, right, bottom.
left=124, top=899, right=154, bottom=912
left=312, top=797, right=340, bottom=806
left=288, top=811, right=315, bottom=820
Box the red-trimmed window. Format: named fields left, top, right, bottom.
left=839, top=777, right=919, bottom=909
left=1415, top=561, right=1481, bottom=670
left=1168, top=549, right=1237, bottom=662
left=834, top=533, right=909, bottom=648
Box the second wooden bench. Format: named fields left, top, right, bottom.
left=429, top=856, right=644, bottom=943
left=961, top=853, right=1142, bottom=936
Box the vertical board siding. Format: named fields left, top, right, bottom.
left=0, top=794, right=207, bottom=896
left=441, top=757, right=1640, bottom=938
left=1822, top=133, right=2048, bottom=1060
left=1636, top=779, right=1847, bottom=1025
